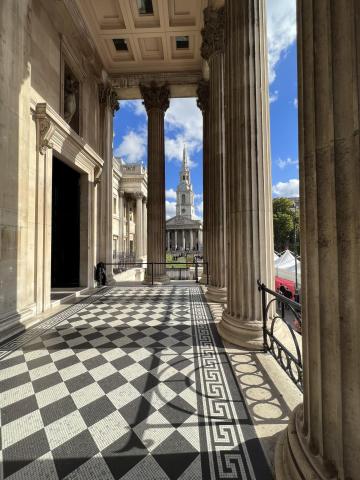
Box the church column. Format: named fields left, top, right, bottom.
left=135, top=192, right=143, bottom=261
left=197, top=80, right=210, bottom=282
left=166, top=231, right=170, bottom=251
left=276, top=2, right=360, bottom=479
left=190, top=230, right=193, bottom=251
left=218, top=0, right=274, bottom=347
left=201, top=6, right=227, bottom=303
left=182, top=230, right=185, bottom=251
left=140, top=82, right=170, bottom=284
left=119, top=190, right=124, bottom=255
left=98, top=85, right=119, bottom=275
left=175, top=230, right=178, bottom=250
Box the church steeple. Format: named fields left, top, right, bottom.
left=176, top=144, right=195, bottom=218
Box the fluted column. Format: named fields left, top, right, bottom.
left=190, top=230, right=193, bottom=251
left=201, top=6, right=227, bottom=303
left=119, top=190, right=124, bottom=254
left=98, top=85, right=119, bottom=274
left=197, top=80, right=210, bottom=283
left=175, top=230, right=178, bottom=250
left=135, top=192, right=143, bottom=261
left=142, top=198, right=147, bottom=258
left=276, top=2, right=360, bottom=479
left=140, top=82, right=170, bottom=284
left=218, top=0, right=273, bottom=347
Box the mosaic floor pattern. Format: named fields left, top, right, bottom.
left=0, top=286, right=272, bottom=479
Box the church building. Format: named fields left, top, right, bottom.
left=166, top=146, right=203, bottom=252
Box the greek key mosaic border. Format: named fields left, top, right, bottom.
left=0, top=287, right=112, bottom=361
left=189, top=287, right=258, bottom=480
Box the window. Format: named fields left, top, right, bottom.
left=137, top=0, right=153, bottom=15
left=176, top=36, right=189, bottom=49
left=113, top=197, right=117, bottom=214
left=183, top=176, right=185, bottom=180
left=182, top=194, right=186, bottom=204
left=113, top=38, right=128, bottom=51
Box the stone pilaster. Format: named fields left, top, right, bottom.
left=140, top=82, right=170, bottom=284
left=218, top=0, right=274, bottom=347
left=97, top=84, right=119, bottom=273
left=197, top=79, right=210, bottom=283
left=135, top=192, right=143, bottom=261
left=276, top=2, right=360, bottom=479
left=201, top=6, right=227, bottom=303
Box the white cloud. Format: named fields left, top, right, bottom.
left=267, top=0, right=297, bottom=83
left=273, top=178, right=299, bottom=197
left=293, top=97, right=298, bottom=108
left=194, top=193, right=203, bottom=200
left=165, top=98, right=203, bottom=166
left=166, top=200, right=177, bottom=219
left=195, top=201, right=203, bottom=220
left=121, top=99, right=146, bottom=116
left=269, top=90, right=279, bottom=103
left=166, top=188, right=177, bottom=200
left=276, top=157, right=298, bottom=169
left=114, top=129, right=147, bottom=163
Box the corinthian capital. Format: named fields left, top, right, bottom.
left=98, top=84, right=120, bottom=115
left=201, top=7, right=225, bottom=60
left=196, top=79, right=209, bottom=113
left=140, top=81, right=170, bottom=113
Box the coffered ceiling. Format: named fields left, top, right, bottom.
left=75, top=0, right=208, bottom=76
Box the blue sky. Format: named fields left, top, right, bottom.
left=113, top=0, right=298, bottom=219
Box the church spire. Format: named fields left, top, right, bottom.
left=182, top=144, right=188, bottom=171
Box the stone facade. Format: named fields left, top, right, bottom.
left=112, top=160, right=147, bottom=260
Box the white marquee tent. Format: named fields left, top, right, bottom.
left=274, top=250, right=301, bottom=285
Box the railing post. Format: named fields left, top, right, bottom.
left=261, top=285, right=267, bottom=352
left=195, top=261, right=198, bottom=283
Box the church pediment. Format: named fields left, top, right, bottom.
left=166, top=215, right=202, bottom=227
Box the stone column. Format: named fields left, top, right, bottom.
left=119, top=190, right=124, bottom=254
left=201, top=6, right=227, bottom=303
left=276, top=2, right=360, bottom=479
left=98, top=85, right=119, bottom=274
left=197, top=80, right=210, bottom=282
left=218, top=0, right=274, bottom=347
left=135, top=192, right=143, bottom=261
left=190, top=230, right=193, bottom=251
left=175, top=230, right=178, bottom=250
left=125, top=199, right=130, bottom=254
left=142, top=198, right=147, bottom=257
left=182, top=230, right=185, bottom=250
left=140, top=82, right=170, bottom=284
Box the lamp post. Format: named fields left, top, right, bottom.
left=292, top=202, right=299, bottom=297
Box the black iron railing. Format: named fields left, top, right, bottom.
left=258, top=280, right=303, bottom=391
left=98, top=261, right=209, bottom=286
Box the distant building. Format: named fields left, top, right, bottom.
left=166, top=146, right=203, bottom=252
left=112, top=158, right=147, bottom=261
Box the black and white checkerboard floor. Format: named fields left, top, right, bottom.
left=0, top=286, right=272, bottom=479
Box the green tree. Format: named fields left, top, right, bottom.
left=273, top=197, right=300, bottom=254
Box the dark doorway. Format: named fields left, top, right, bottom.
left=51, top=157, right=80, bottom=287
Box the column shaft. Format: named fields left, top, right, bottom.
left=175, top=230, right=178, bottom=250
left=119, top=191, right=124, bottom=254
left=201, top=7, right=227, bottom=303
left=218, top=0, right=274, bottom=347
left=135, top=193, right=143, bottom=260
left=142, top=199, right=147, bottom=257
left=276, top=1, right=360, bottom=479
left=197, top=80, right=210, bottom=283
left=140, top=82, right=170, bottom=284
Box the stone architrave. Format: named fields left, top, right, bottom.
left=140, top=82, right=170, bottom=284
left=135, top=192, right=143, bottom=261
left=197, top=79, right=210, bottom=283
left=97, top=84, right=119, bottom=272
left=201, top=6, right=227, bottom=303
left=276, top=2, right=360, bottom=479
left=218, top=0, right=274, bottom=347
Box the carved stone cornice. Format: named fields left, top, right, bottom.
left=112, top=71, right=202, bottom=90
left=201, top=7, right=225, bottom=60
left=140, top=81, right=170, bottom=113
left=98, top=84, right=120, bottom=115
left=196, top=79, right=210, bottom=113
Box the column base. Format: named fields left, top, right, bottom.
left=205, top=285, right=227, bottom=303
left=218, top=309, right=264, bottom=349
left=143, top=274, right=170, bottom=285
left=275, top=404, right=338, bottom=480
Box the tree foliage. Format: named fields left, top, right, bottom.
left=273, top=197, right=300, bottom=254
